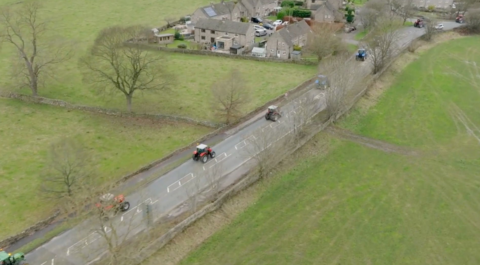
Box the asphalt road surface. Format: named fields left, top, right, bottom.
left=25, top=22, right=462, bottom=265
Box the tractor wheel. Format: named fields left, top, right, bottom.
left=202, top=155, right=208, bottom=163
left=210, top=151, right=216, bottom=158
left=272, top=115, right=278, bottom=122
left=265, top=114, right=270, bottom=120
left=120, top=202, right=130, bottom=212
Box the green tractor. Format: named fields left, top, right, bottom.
left=0, top=249, right=26, bottom=265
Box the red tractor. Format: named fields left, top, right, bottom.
left=456, top=14, right=464, bottom=23
left=265, top=105, right=281, bottom=121
left=414, top=19, right=425, bottom=28
left=96, top=193, right=130, bottom=220
left=192, top=144, right=216, bottom=163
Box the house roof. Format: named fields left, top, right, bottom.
left=273, top=20, right=312, bottom=46
left=195, top=18, right=252, bottom=34
left=199, top=1, right=236, bottom=18
left=237, top=0, right=274, bottom=11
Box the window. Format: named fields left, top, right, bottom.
left=211, top=30, right=215, bottom=34
left=201, top=36, right=205, bottom=40
left=201, top=29, right=205, bottom=33
left=270, top=49, right=274, bottom=52
left=282, top=42, right=285, bottom=47
left=282, top=51, right=286, bottom=55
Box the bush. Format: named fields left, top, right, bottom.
left=240, top=17, right=249, bottom=22
left=294, top=1, right=304, bottom=6
left=292, top=9, right=311, bottom=18
left=177, top=44, right=187, bottom=49
left=428, top=5, right=435, bottom=12
left=277, top=11, right=286, bottom=20
left=281, top=0, right=295, bottom=8
left=174, top=30, right=184, bottom=40
left=293, top=45, right=302, bottom=51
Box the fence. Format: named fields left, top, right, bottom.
left=127, top=43, right=317, bottom=65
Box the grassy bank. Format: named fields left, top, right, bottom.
left=179, top=36, right=480, bottom=265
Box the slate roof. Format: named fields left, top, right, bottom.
left=195, top=18, right=252, bottom=34
left=274, top=20, right=312, bottom=46
left=200, top=1, right=236, bottom=18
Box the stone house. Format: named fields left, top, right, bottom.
left=191, top=1, right=237, bottom=24
left=310, top=3, right=335, bottom=22
left=150, top=29, right=175, bottom=45
left=307, top=0, right=343, bottom=22
left=232, top=0, right=279, bottom=21
left=194, top=18, right=255, bottom=49
left=265, top=20, right=311, bottom=59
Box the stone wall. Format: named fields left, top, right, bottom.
left=1, top=92, right=221, bottom=128
left=127, top=43, right=317, bottom=65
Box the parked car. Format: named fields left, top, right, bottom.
left=254, top=25, right=266, bottom=31
left=262, top=22, right=274, bottom=30
left=434, top=23, right=444, bottom=30
left=272, top=20, right=283, bottom=27
left=255, top=29, right=267, bottom=37
left=251, top=17, right=263, bottom=24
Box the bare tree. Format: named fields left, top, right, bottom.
left=243, top=123, right=287, bottom=180
left=289, top=91, right=325, bottom=143
left=365, top=16, right=402, bottom=74
left=364, top=0, right=388, bottom=13
left=40, top=138, right=93, bottom=203
left=465, top=8, right=480, bottom=32
left=422, top=18, right=438, bottom=41
left=80, top=25, right=170, bottom=112
left=211, top=69, right=251, bottom=124
left=319, top=54, right=365, bottom=121
left=358, top=7, right=380, bottom=31
left=0, top=1, right=70, bottom=96
left=305, top=24, right=346, bottom=61
left=393, top=0, right=416, bottom=25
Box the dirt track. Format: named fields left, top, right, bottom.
left=325, top=126, right=419, bottom=156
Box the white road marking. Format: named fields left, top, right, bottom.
left=235, top=140, right=247, bottom=150
left=247, top=135, right=256, bottom=142
left=180, top=173, right=195, bottom=186
left=270, top=122, right=281, bottom=128
left=214, top=152, right=227, bottom=163
left=167, top=181, right=181, bottom=193
left=40, top=259, right=55, bottom=265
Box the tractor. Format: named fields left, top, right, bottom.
left=265, top=105, right=281, bottom=121
left=0, top=249, right=25, bottom=265
left=192, top=144, right=216, bottom=163
left=315, top=75, right=329, bottom=89
left=456, top=14, right=464, bottom=23
left=96, top=193, right=130, bottom=220
left=414, top=19, right=424, bottom=28
left=355, top=49, right=367, bottom=61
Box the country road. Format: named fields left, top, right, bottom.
left=25, top=22, right=461, bottom=265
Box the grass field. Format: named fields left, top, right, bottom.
left=0, top=0, right=316, bottom=122
left=179, top=37, right=480, bottom=264
left=0, top=99, right=211, bottom=240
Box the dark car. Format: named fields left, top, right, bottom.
left=262, top=22, right=274, bottom=30
left=251, top=17, right=263, bottom=24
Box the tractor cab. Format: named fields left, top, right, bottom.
left=356, top=49, right=367, bottom=61
left=265, top=105, right=281, bottom=121
left=0, top=249, right=25, bottom=265
left=315, top=75, right=329, bottom=89
left=195, top=144, right=208, bottom=154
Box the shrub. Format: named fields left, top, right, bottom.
left=428, top=5, right=435, bottom=12
left=281, top=0, right=295, bottom=8
left=178, top=44, right=187, bottom=49
left=174, top=30, right=184, bottom=40
left=292, top=9, right=311, bottom=18
left=294, top=1, right=304, bottom=6
left=293, top=45, right=302, bottom=51
left=277, top=11, right=286, bottom=20
left=240, top=16, right=249, bottom=22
